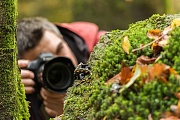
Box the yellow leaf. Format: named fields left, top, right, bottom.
left=103, top=116, right=107, bottom=120
left=122, top=36, right=131, bottom=54
left=178, top=100, right=180, bottom=108
left=171, top=18, right=180, bottom=28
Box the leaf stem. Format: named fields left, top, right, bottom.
left=132, top=34, right=165, bottom=53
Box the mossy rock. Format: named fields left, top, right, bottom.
left=61, top=13, right=180, bottom=120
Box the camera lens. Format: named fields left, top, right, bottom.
left=46, top=63, right=72, bottom=90
left=42, top=57, right=75, bottom=93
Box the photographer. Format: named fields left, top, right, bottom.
left=17, top=17, right=106, bottom=120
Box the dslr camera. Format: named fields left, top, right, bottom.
left=26, top=52, right=75, bottom=93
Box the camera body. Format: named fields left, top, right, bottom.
left=26, top=52, right=75, bottom=93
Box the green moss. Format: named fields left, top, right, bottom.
left=0, top=0, right=29, bottom=119
left=159, top=27, right=180, bottom=73
left=61, top=13, right=180, bottom=120
left=0, top=49, right=29, bottom=119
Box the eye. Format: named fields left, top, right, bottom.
left=56, top=42, right=63, bottom=54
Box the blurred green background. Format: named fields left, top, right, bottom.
left=18, top=0, right=180, bottom=30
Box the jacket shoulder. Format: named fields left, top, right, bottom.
left=55, top=22, right=105, bottom=52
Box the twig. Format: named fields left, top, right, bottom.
left=132, top=34, right=165, bottom=53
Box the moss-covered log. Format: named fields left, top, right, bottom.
left=60, top=13, right=180, bottom=120
left=0, top=0, right=29, bottom=119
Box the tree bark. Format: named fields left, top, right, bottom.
left=0, top=0, right=29, bottom=119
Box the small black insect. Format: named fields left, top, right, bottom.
left=74, top=62, right=92, bottom=80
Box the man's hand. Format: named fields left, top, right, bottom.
left=18, top=60, right=35, bottom=94
left=40, top=88, right=66, bottom=117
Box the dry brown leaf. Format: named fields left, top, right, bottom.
left=160, top=116, right=180, bottom=120
left=120, top=66, right=133, bottom=85
left=105, top=74, right=120, bottom=85
left=175, top=93, right=180, bottom=99
left=152, top=42, right=163, bottom=55
left=136, top=55, right=156, bottom=65
left=147, top=29, right=161, bottom=39
left=148, top=63, right=170, bottom=83
left=137, top=63, right=171, bottom=83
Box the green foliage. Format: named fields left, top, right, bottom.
left=61, top=13, right=180, bottom=120
left=18, top=0, right=170, bottom=30
left=71, top=0, right=166, bottom=30
left=18, top=0, right=73, bottom=23
left=160, top=26, right=180, bottom=73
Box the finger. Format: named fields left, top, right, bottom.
left=43, top=100, right=64, bottom=109
left=41, top=93, right=64, bottom=105
left=44, top=105, right=63, bottom=117
left=21, top=69, right=34, bottom=79
left=25, top=86, right=35, bottom=94
left=41, top=89, right=65, bottom=105
left=40, top=88, right=66, bottom=98
left=18, top=60, right=29, bottom=68
left=21, top=79, right=35, bottom=87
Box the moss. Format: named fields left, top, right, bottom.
left=0, top=0, right=29, bottom=119
left=0, top=49, right=29, bottom=119
left=159, top=27, right=180, bottom=73
left=61, top=13, right=180, bottom=120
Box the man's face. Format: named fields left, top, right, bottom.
left=21, top=30, right=78, bottom=67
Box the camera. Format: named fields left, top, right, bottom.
left=26, top=52, right=75, bottom=93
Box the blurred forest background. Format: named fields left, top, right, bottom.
left=18, top=0, right=180, bottom=31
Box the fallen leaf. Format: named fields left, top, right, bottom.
left=120, top=64, right=141, bottom=93
left=105, top=73, right=120, bottom=85
left=178, top=100, right=180, bottom=108
left=160, top=116, right=180, bottom=120
left=162, top=26, right=172, bottom=35
left=158, top=39, right=169, bottom=47
left=148, top=114, right=153, bottom=120
left=136, top=55, right=156, bottom=65
left=148, top=63, right=170, bottom=83
left=171, top=18, right=180, bottom=29
left=147, top=29, right=161, bottom=39
left=103, top=116, right=107, bottom=120
left=120, top=66, right=134, bottom=85
left=152, top=42, right=163, bottom=55
left=122, top=36, right=131, bottom=54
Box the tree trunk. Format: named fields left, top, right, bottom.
left=0, top=0, right=29, bottom=119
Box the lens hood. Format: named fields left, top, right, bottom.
left=42, top=57, right=75, bottom=93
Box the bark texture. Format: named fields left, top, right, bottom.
left=0, top=0, right=29, bottom=119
